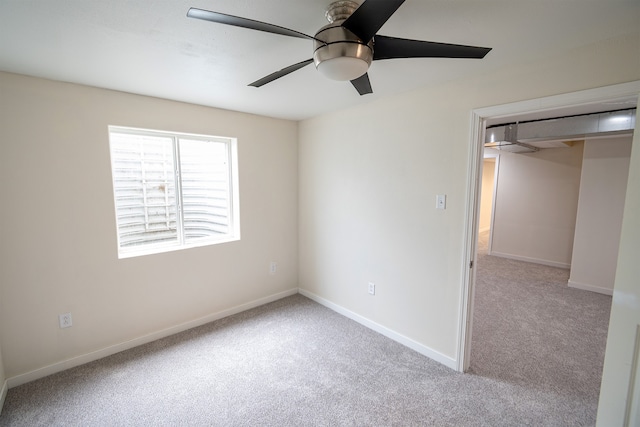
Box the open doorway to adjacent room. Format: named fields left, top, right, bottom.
left=458, top=83, right=638, bottom=413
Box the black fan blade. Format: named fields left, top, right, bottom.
left=187, top=8, right=316, bottom=41
left=249, top=59, right=314, bottom=87
left=351, top=73, right=373, bottom=95
left=373, top=35, right=492, bottom=60
left=342, top=0, right=405, bottom=43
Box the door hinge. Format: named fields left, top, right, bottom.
left=469, top=260, right=474, bottom=268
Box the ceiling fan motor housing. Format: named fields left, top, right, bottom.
left=313, top=1, right=373, bottom=81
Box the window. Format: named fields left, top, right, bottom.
left=108, top=126, right=239, bottom=258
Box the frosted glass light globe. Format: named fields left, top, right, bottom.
left=316, top=56, right=369, bottom=81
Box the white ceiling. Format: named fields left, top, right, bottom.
left=0, top=0, right=638, bottom=121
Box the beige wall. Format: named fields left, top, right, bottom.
left=569, top=136, right=632, bottom=295
left=490, top=144, right=584, bottom=268
left=0, top=72, right=299, bottom=381
left=479, top=159, right=495, bottom=233
left=298, top=32, right=639, bottom=363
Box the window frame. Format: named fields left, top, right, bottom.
left=108, top=126, right=240, bottom=259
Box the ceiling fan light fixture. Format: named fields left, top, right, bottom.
left=313, top=21, right=373, bottom=81
left=316, top=54, right=369, bottom=81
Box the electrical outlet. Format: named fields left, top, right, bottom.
left=269, top=261, right=277, bottom=275
left=368, top=282, right=375, bottom=295
left=436, top=194, right=447, bottom=210
left=59, top=313, right=73, bottom=329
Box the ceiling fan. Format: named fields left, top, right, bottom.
left=187, top=0, right=492, bottom=95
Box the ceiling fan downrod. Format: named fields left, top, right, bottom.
left=325, top=1, right=359, bottom=23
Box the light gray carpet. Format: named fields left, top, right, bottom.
left=0, top=235, right=611, bottom=426
left=469, top=231, right=611, bottom=425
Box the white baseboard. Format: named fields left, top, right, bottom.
left=568, top=280, right=613, bottom=296
left=0, top=379, right=7, bottom=415
left=7, top=288, right=298, bottom=388
left=489, top=251, right=570, bottom=269
left=298, top=288, right=457, bottom=371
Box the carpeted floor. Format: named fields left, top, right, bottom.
left=469, top=231, right=612, bottom=425
left=0, top=232, right=612, bottom=426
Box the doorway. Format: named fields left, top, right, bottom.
left=457, top=81, right=640, bottom=372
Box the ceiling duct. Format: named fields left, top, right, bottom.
left=485, top=108, right=636, bottom=153
left=485, top=123, right=539, bottom=153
